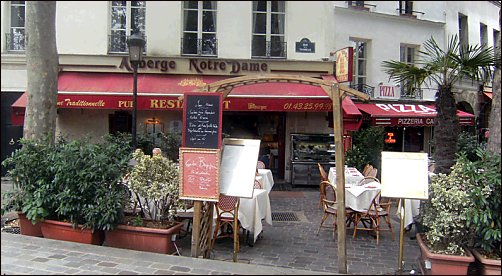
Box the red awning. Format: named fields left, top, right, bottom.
left=11, top=72, right=362, bottom=129
left=356, top=103, right=475, bottom=126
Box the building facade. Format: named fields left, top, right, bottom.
left=1, top=1, right=500, bottom=181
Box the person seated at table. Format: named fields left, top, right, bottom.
left=258, top=147, right=270, bottom=169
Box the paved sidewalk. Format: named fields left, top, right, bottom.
left=1, top=233, right=334, bottom=275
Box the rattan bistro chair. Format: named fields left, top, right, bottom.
left=316, top=180, right=355, bottom=239
left=317, top=163, right=329, bottom=208
left=211, top=194, right=241, bottom=252
left=352, top=191, right=394, bottom=245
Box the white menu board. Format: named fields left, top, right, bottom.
left=219, top=138, right=261, bottom=198
left=381, top=151, right=429, bottom=200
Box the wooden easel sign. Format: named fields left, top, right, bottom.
left=179, top=147, right=220, bottom=202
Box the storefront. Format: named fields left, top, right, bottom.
left=11, top=57, right=363, bottom=181
left=355, top=103, right=476, bottom=155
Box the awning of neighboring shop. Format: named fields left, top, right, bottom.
left=355, top=103, right=475, bottom=126
left=11, top=72, right=362, bottom=129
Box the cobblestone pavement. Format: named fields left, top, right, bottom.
left=1, top=177, right=422, bottom=275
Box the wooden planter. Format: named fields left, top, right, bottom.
left=17, top=212, right=43, bottom=237
left=40, top=219, right=105, bottom=245
left=471, top=248, right=501, bottom=275
left=104, top=221, right=183, bottom=254
left=416, top=233, right=474, bottom=275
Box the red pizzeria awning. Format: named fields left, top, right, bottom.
left=355, top=103, right=475, bottom=126
left=11, top=72, right=362, bottom=129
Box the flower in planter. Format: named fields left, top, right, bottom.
left=127, top=149, right=185, bottom=223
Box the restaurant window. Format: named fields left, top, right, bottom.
left=109, top=111, right=132, bottom=135
left=7, top=1, right=26, bottom=52
left=109, top=1, right=146, bottom=54
left=182, top=1, right=217, bottom=56
left=480, top=23, right=488, bottom=49
left=399, top=45, right=420, bottom=99
left=252, top=1, right=286, bottom=59
left=458, top=13, right=468, bottom=56
left=349, top=39, right=368, bottom=93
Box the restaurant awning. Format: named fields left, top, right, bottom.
left=355, top=103, right=475, bottom=126
left=11, top=72, right=362, bottom=130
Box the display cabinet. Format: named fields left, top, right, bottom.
left=290, top=133, right=336, bottom=186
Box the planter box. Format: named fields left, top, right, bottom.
left=17, top=212, right=43, bottom=237
left=471, top=248, right=501, bottom=275
left=104, top=222, right=183, bottom=254
left=40, top=219, right=104, bottom=245
left=417, top=233, right=474, bottom=275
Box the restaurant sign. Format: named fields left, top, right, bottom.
left=332, top=47, right=353, bottom=83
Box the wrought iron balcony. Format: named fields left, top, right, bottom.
left=181, top=36, right=218, bottom=56
left=6, top=32, right=27, bottom=52
left=108, top=34, right=147, bottom=54
left=252, top=39, right=287, bottom=59
left=349, top=83, right=375, bottom=98
left=400, top=87, right=423, bottom=99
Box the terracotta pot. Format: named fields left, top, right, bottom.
left=40, top=219, right=104, bottom=245
left=17, top=212, right=43, bottom=237
left=416, top=233, right=474, bottom=275
left=104, top=221, right=183, bottom=254
left=471, top=248, right=501, bottom=275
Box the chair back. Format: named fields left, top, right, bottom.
left=365, top=190, right=384, bottom=215
left=366, top=167, right=378, bottom=178
left=318, top=163, right=328, bottom=182
left=362, top=164, right=373, bottom=176
left=216, top=194, right=239, bottom=215
left=319, top=180, right=336, bottom=210
left=254, top=179, right=262, bottom=189
left=257, top=160, right=266, bottom=169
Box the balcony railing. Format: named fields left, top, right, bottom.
left=396, top=8, right=425, bottom=17
left=6, top=32, right=27, bottom=52
left=349, top=83, right=375, bottom=98
left=252, top=39, right=287, bottom=59
left=400, top=87, right=423, bottom=99
left=108, top=34, right=147, bottom=54
left=347, top=1, right=376, bottom=10
left=181, top=37, right=218, bottom=56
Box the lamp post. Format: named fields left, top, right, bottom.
left=127, top=33, right=146, bottom=150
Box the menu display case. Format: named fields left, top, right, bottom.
left=290, top=134, right=335, bottom=186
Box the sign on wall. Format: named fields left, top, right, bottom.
left=182, top=93, right=222, bottom=149
left=380, top=151, right=429, bottom=200
left=333, top=47, right=353, bottom=83
left=295, top=38, right=316, bottom=53
left=219, top=138, right=261, bottom=199
left=179, top=147, right=220, bottom=201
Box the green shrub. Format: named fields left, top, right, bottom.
left=456, top=131, right=480, bottom=161
left=345, top=126, right=385, bottom=173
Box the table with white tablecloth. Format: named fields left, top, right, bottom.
left=328, top=167, right=365, bottom=186
left=256, top=169, right=274, bottom=193
left=396, top=198, right=421, bottom=228
left=238, top=188, right=273, bottom=242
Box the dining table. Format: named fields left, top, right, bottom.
left=328, top=167, right=381, bottom=212
left=256, top=168, right=275, bottom=193
left=396, top=198, right=421, bottom=228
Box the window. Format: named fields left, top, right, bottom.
left=8, top=1, right=26, bottom=51
left=252, top=1, right=286, bottom=58
left=399, top=1, right=413, bottom=15
left=480, top=23, right=488, bottom=49
left=400, top=45, right=421, bottom=99
left=109, top=111, right=132, bottom=135
left=182, top=1, right=217, bottom=56
left=109, top=1, right=146, bottom=53
left=348, top=1, right=365, bottom=7
left=493, top=29, right=500, bottom=52
left=350, top=39, right=368, bottom=93
left=458, top=13, right=468, bottom=55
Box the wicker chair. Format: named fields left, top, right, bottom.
left=352, top=190, right=395, bottom=245
left=317, top=163, right=329, bottom=208
left=316, top=180, right=355, bottom=239
left=254, top=179, right=263, bottom=189
left=211, top=195, right=241, bottom=253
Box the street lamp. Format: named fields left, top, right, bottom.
left=127, top=33, right=146, bottom=150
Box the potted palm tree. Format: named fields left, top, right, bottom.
left=104, top=148, right=185, bottom=254
left=382, top=35, right=498, bottom=175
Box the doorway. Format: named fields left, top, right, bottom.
left=222, top=111, right=286, bottom=179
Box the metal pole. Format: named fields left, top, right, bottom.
left=332, top=84, right=347, bottom=274
left=132, top=64, right=138, bottom=150
left=398, top=199, right=406, bottom=273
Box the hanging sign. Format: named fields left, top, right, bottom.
left=333, top=47, right=353, bottom=83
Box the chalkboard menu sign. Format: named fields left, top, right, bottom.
left=182, top=93, right=222, bottom=149
left=179, top=147, right=220, bottom=201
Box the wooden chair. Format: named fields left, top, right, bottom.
left=317, top=163, right=329, bottom=208
left=211, top=195, right=241, bottom=253
left=257, top=160, right=266, bottom=169
left=366, top=167, right=378, bottom=178
left=362, top=164, right=373, bottom=176
left=357, top=175, right=380, bottom=186
left=316, top=180, right=355, bottom=239
left=352, top=190, right=395, bottom=245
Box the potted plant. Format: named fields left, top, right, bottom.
left=1, top=138, right=55, bottom=237
left=104, top=148, right=185, bottom=254
left=417, top=155, right=476, bottom=275
left=463, top=149, right=501, bottom=275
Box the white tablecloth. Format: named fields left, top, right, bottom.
left=328, top=167, right=365, bottom=186
left=396, top=199, right=421, bottom=228
left=256, top=169, right=274, bottom=193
